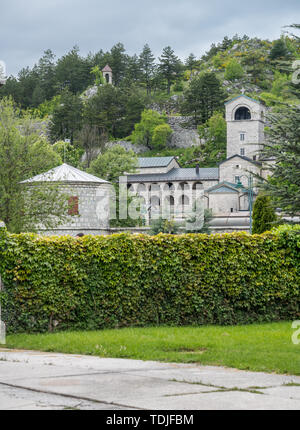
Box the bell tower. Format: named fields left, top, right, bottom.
left=225, top=95, right=266, bottom=160
left=102, top=64, right=113, bottom=85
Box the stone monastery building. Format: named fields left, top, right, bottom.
left=126, top=94, right=271, bottom=222
left=23, top=94, right=272, bottom=235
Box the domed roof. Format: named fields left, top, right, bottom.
left=21, top=163, right=109, bottom=184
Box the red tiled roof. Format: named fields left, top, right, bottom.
left=102, top=65, right=112, bottom=72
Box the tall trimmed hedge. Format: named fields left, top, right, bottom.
left=0, top=227, right=299, bottom=333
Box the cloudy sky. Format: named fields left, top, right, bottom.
left=1, top=0, right=299, bottom=76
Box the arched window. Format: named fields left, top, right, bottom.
left=149, top=183, right=160, bottom=193
left=127, top=184, right=135, bottom=193
left=137, top=183, right=147, bottom=193
left=163, top=196, right=175, bottom=216
left=178, top=182, right=190, bottom=191
left=180, top=195, right=190, bottom=206
left=105, top=74, right=110, bottom=83
left=235, top=107, right=251, bottom=121
left=164, top=182, right=175, bottom=192
left=192, top=182, right=203, bottom=191
left=150, top=196, right=160, bottom=207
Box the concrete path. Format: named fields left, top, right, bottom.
left=0, top=348, right=300, bottom=410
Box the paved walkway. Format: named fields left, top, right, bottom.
left=0, top=348, right=300, bottom=410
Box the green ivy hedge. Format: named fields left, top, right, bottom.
left=0, top=226, right=299, bottom=333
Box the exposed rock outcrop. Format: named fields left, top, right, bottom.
left=167, top=116, right=201, bottom=148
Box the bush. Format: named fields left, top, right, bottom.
left=0, top=227, right=299, bottom=333
left=252, top=194, right=277, bottom=234
left=224, top=59, right=244, bottom=81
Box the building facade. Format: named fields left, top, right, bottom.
left=22, top=164, right=111, bottom=236
left=125, top=94, right=268, bottom=224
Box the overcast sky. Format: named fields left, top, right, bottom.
left=1, top=0, right=299, bottom=76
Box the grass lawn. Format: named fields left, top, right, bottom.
left=4, top=322, right=300, bottom=375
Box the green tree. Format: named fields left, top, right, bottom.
left=0, top=98, right=69, bottom=233
left=158, top=46, right=181, bottom=94
left=130, top=109, right=169, bottom=149
left=139, top=44, right=155, bottom=95
left=224, top=59, right=244, bottom=81
left=181, top=73, right=226, bottom=125
left=150, top=218, right=180, bottom=235
left=49, top=89, right=83, bottom=143
left=37, top=49, right=57, bottom=101
left=55, top=46, right=92, bottom=94
left=89, top=145, right=140, bottom=228
left=75, top=124, right=107, bottom=168
left=91, top=65, right=106, bottom=86
left=83, top=84, right=125, bottom=138
left=52, top=141, right=83, bottom=167
left=269, top=39, right=289, bottom=60
left=109, top=43, right=128, bottom=86
left=152, top=123, right=172, bottom=150
left=252, top=194, right=277, bottom=234
left=185, top=53, right=199, bottom=73
left=241, top=49, right=266, bottom=85
left=88, top=144, right=138, bottom=182
left=198, top=112, right=227, bottom=165
left=261, top=105, right=300, bottom=215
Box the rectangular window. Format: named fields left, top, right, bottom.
left=240, top=133, right=245, bottom=141
left=235, top=176, right=240, bottom=184
left=68, top=196, right=79, bottom=216
left=240, top=148, right=245, bottom=156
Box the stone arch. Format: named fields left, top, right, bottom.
left=192, top=182, right=203, bottom=191
left=150, top=195, right=160, bottom=207
left=178, top=182, right=190, bottom=192
left=149, top=183, right=160, bottom=193
left=163, top=195, right=175, bottom=215
left=234, top=106, right=251, bottom=121
left=137, top=183, right=147, bottom=193
left=164, top=182, right=175, bottom=192
left=180, top=195, right=190, bottom=206
left=127, top=184, right=135, bottom=193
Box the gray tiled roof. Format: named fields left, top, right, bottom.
left=21, top=163, right=109, bottom=184
left=127, top=167, right=219, bottom=183
left=218, top=154, right=262, bottom=167
left=207, top=181, right=247, bottom=193
left=138, top=156, right=175, bottom=168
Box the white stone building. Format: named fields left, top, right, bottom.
left=126, top=94, right=269, bottom=223
left=22, top=164, right=111, bottom=236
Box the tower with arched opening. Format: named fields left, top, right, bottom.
left=225, top=95, right=266, bottom=160
left=102, top=65, right=113, bottom=85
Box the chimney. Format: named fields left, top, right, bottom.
left=196, top=164, right=200, bottom=175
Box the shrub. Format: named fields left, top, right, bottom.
left=0, top=227, right=299, bottom=333
left=224, top=59, right=244, bottom=81
left=252, top=194, right=277, bottom=234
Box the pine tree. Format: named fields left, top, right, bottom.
left=139, top=44, right=155, bottom=95
left=185, top=53, right=198, bottom=73
left=158, top=46, right=181, bottom=94
left=181, top=73, right=226, bottom=125
left=252, top=195, right=277, bottom=234
left=261, top=104, right=300, bottom=215
left=269, top=39, right=289, bottom=60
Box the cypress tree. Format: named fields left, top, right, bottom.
left=252, top=194, right=277, bottom=234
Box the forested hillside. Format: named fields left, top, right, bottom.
left=1, top=28, right=299, bottom=170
